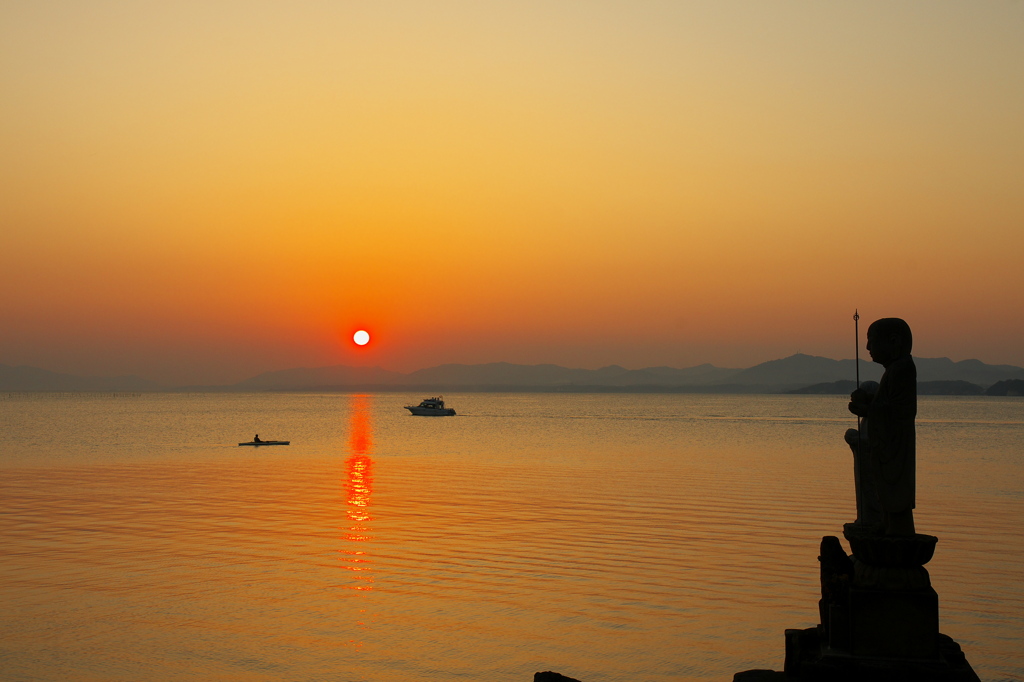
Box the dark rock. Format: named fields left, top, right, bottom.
left=733, top=670, right=788, bottom=681
left=534, top=672, right=583, bottom=682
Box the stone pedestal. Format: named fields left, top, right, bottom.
left=848, top=584, right=938, bottom=659
left=821, top=526, right=942, bottom=660
left=736, top=528, right=980, bottom=682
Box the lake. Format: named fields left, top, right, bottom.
left=1, top=392, right=1021, bottom=681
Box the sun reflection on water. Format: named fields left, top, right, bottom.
left=341, top=395, right=374, bottom=593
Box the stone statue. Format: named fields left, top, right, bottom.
left=847, top=318, right=916, bottom=537
left=736, top=315, right=981, bottom=679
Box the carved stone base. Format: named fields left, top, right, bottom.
left=852, top=558, right=931, bottom=590
left=779, top=626, right=980, bottom=682
left=734, top=533, right=980, bottom=682
left=843, top=524, right=937, bottom=568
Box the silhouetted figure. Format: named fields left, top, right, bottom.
left=844, top=380, right=881, bottom=529
left=848, top=318, right=916, bottom=536
left=254, top=434, right=262, bottom=443
left=737, top=315, right=981, bottom=678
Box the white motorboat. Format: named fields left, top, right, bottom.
left=404, top=396, right=456, bottom=416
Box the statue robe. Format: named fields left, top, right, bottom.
left=867, top=354, right=917, bottom=513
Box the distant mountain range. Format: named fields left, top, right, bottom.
left=0, top=364, right=161, bottom=392
left=233, top=361, right=750, bottom=391
left=5, top=354, right=1024, bottom=394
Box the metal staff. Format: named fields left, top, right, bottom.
left=854, top=309, right=861, bottom=438
left=854, top=309, right=860, bottom=389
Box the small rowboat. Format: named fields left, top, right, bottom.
left=238, top=440, right=290, bottom=446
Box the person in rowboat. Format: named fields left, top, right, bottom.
left=254, top=434, right=262, bottom=443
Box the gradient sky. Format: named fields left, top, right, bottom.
left=3, top=1, right=1022, bottom=385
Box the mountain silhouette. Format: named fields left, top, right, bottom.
left=913, top=357, right=1024, bottom=386
left=232, top=365, right=404, bottom=390
left=730, top=353, right=883, bottom=391
left=223, top=354, right=1024, bottom=392
left=0, top=364, right=161, bottom=392
left=4, top=354, right=1023, bottom=393
left=402, top=362, right=741, bottom=388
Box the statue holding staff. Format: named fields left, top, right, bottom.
left=846, top=317, right=917, bottom=537
left=844, top=310, right=882, bottom=529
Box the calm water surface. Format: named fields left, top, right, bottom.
left=1, top=393, right=1022, bottom=681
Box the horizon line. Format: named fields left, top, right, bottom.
left=4, top=352, right=1021, bottom=389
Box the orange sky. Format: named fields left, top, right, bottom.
left=2, top=2, right=1023, bottom=385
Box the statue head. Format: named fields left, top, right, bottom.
left=866, top=318, right=913, bottom=367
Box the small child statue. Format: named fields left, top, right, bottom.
left=847, top=318, right=917, bottom=536
left=844, top=380, right=880, bottom=529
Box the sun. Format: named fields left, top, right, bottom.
left=353, top=330, right=370, bottom=346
